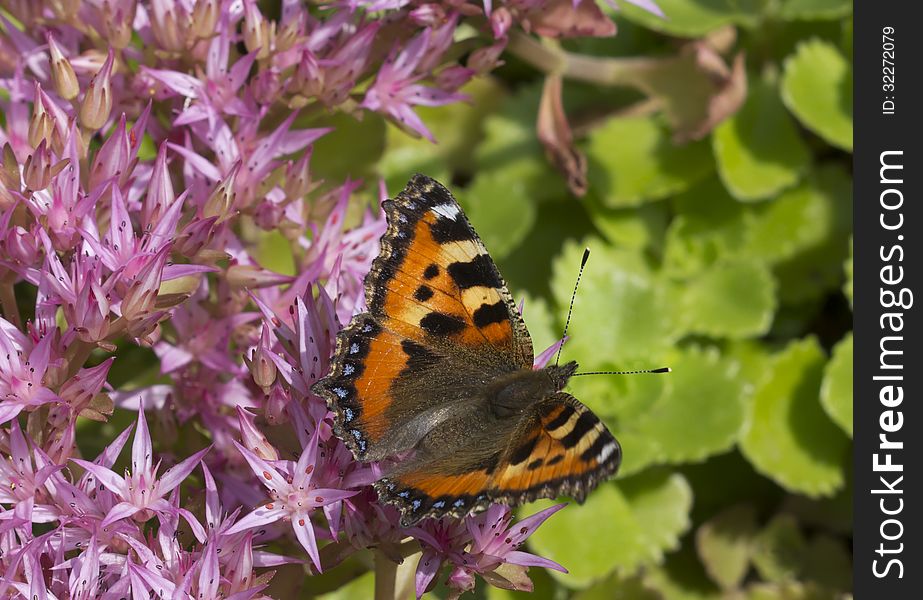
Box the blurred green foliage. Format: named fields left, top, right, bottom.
left=306, top=2, right=853, bottom=598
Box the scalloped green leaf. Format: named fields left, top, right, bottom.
left=615, top=0, right=762, bottom=37
left=663, top=177, right=748, bottom=277
left=572, top=346, right=747, bottom=477
left=820, top=333, right=852, bottom=437
left=743, top=179, right=835, bottom=265
left=644, top=543, right=722, bottom=600
left=587, top=200, right=670, bottom=253
left=573, top=572, right=660, bottom=600
left=526, top=470, right=692, bottom=588
left=460, top=171, right=537, bottom=261
left=696, top=505, right=759, bottom=590
left=744, top=581, right=840, bottom=600
left=586, top=116, right=713, bottom=208
left=741, top=338, right=849, bottom=497
left=752, top=515, right=807, bottom=583
left=678, top=260, right=776, bottom=339
left=779, top=0, right=852, bottom=21
left=781, top=39, right=853, bottom=151
left=551, top=240, right=675, bottom=366
left=773, top=164, right=852, bottom=305
left=713, top=78, right=810, bottom=201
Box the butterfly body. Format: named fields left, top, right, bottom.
left=313, top=175, right=621, bottom=525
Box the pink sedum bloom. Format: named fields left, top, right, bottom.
left=227, top=427, right=357, bottom=572
left=71, top=406, right=209, bottom=532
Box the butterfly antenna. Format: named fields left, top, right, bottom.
left=573, top=367, right=671, bottom=377
left=555, top=247, right=590, bottom=367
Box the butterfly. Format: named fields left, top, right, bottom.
left=312, top=174, right=620, bottom=526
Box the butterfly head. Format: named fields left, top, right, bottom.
left=545, top=360, right=578, bottom=391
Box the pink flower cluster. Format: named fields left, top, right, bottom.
left=0, top=0, right=658, bottom=597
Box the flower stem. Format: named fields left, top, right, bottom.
left=506, top=31, right=650, bottom=88
left=374, top=549, right=399, bottom=600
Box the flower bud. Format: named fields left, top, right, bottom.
left=244, top=326, right=278, bottom=391
left=79, top=49, right=114, bottom=131
left=47, top=34, right=79, bottom=100
left=23, top=140, right=68, bottom=191
left=190, top=0, right=219, bottom=40
left=283, top=149, right=315, bottom=201
left=0, top=144, right=20, bottom=190
left=101, top=1, right=136, bottom=50
left=491, top=7, right=513, bottom=39
left=29, top=86, right=54, bottom=148
left=203, top=163, right=239, bottom=221
left=243, top=1, right=273, bottom=60
left=410, top=4, right=446, bottom=27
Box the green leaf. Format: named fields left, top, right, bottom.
left=573, top=572, right=660, bottom=600
left=309, top=112, right=385, bottom=182
left=643, top=543, right=722, bottom=600
left=678, top=260, right=776, bottom=339
left=781, top=39, right=853, bottom=151
left=519, top=293, right=559, bottom=362
left=752, top=515, right=807, bottom=583
left=616, top=0, right=763, bottom=37
left=459, top=172, right=537, bottom=261
left=744, top=581, right=841, bottom=600
left=586, top=116, right=713, bottom=208
left=551, top=240, right=674, bottom=366
left=526, top=470, right=692, bottom=587
left=572, top=346, right=748, bottom=477
left=379, top=78, right=507, bottom=187
left=773, top=164, right=852, bottom=305
left=802, top=535, right=852, bottom=592
left=743, top=179, right=837, bottom=265
left=779, top=0, right=852, bottom=21
left=587, top=199, right=669, bottom=253
left=741, top=338, right=849, bottom=497
left=713, top=78, right=810, bottom=201
left=696, top=505, right=759, bottom=590
left=663, top=177, right=747, bottom=277
left=820, top=333, right=852, bottom=437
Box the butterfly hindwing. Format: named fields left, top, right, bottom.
left=376, top=392, right=621, bottom=525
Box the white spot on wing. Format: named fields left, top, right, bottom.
left=598, top=442, right=618, bottom=463
left=431, top=203, right=460, bottom=221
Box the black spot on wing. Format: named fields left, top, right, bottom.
left=544, top=405, right=576, bottom=431
left=447, top=255, right=502, bottom=290
left=527, top=458, right=543, bottom=470
left=399, top=339, right=439, bottom=376
left=509, top=436, right=539, bottom=466
left=429, top=215, right=474, bottom=244
left=419, top=312, right=466, bottom=336
left=423, top=264, right=439, bottom=280
left=472, top=301, right=508, bottom=328
left=561, top=412, right=597, bottom=448
left=413, top=285, right=434, bottom=302
left=474, top=452, right=501, bottom=475
left=546, top=454, right=564, bottom=466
